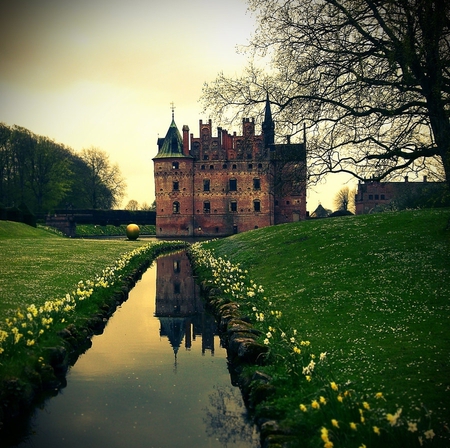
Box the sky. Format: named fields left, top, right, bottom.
left=0, top=0, right=353, bottom=211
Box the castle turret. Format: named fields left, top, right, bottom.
left=262, top=93, right=275, bottom=149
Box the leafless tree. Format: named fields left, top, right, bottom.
left=201, top=0, right=450, bottom=191
left=80, top=147, right=126, bottom=209
left=333, top=186, right=356, bottom=213
left=125, top=199, right=139, bottom=210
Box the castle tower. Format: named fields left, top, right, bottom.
left=153, top=108, right=194, bottom=236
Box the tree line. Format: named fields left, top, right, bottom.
left=0, top=123, right=126, bottom=214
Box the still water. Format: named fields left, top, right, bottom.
left=17, top=251, right=259, bottom=448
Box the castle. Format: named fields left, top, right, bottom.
left=153, top=98, right=307, bottom=237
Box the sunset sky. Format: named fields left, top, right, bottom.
left=0, top=0, right=352, bottom=211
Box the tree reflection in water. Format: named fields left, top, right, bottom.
left=204, top=385, right=260, bottom=447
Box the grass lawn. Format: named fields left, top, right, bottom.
left=192, top=208, right=450, bottom=446
left=0, top=221, right=148, bottom=318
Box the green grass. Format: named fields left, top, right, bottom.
left=0, top=222, right=148, bottom=319
left=192, top=208, right=450, bottom=446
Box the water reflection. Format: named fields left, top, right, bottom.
left=15, top=251, right=259, bottom=448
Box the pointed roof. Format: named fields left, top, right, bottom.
left=154, top=116, right=191, bottom=159
left=262, top=93, right=275, bottom=149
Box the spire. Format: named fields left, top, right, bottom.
left=262, top=93, right=275, bottom=149
left=154, top=104, right=192, bottom=159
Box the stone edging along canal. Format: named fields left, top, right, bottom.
left=193, top=281, right=298, bottom=448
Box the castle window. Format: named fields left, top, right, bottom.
left=210, top=165, right=214, bottom=170
left=201, top=165, right=205, bottom=170
left=232, top=164, right=237, bottom=169
left=203, top=154, right=209, bottom=160
left=203, top=179, right=210, bottom=191
left=247, top=154, right=252, bottom=160
left=375, top=194, right=379, bottom=200
left=253, top=178, right=261, bottom=190
left=381, top=194, right=385, bottom=200
left=369, top=194, right=373, bottom=200
left=172, top=161, right=179, bottom=169
left=173, top=201, right=180, bottom=214
left=203, top=201, right=210, bottom=213
left=253, top=200, right=261, bottom=212
left=248, top=163, right=253, bottom=169
left=258, top=163, right=263, bottom=169
left=223, top=163, right=228, bottom=169
left=286, top=200, right=290, bottom=205
left=230, top=200, right=237, bottom=212
left=173, top=260, right=181, bottom=273
left=173, top=181, right=179, bottom=191
left=174, top=282, right=181, bottom=294
left=229, top=178, right=237, bottom=191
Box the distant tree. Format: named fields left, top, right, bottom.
left=80, top=147, right=126, bottom=209
left=27, top=136, right=73, bottom=212
left=333, top=186, right=355, bottom=213
left=201, top=0, right=450, bottom=191
left=125, top=199, right=139, bottom=211
left=140, top=201, right=153, bottom=211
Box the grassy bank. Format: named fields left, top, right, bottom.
left=190, top=208, right=450, bottom=447
left=0, top=221, right=184, bottom=433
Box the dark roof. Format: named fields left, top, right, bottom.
left=153, top=118, right=191, bottom=159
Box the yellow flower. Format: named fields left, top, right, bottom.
left=324, top=442, right=333, bottom=448
left=386, top=408, right=402, bottom=426
left=407, top=421, right=418, bottom=432
left=373, top=426, right=381, bottom=435
left=375, top=392, right=385, bottom=400
left=337, top=395, right=343, bottom=403
left=319, top=396, right=327, bottom=405
left=331, top=419, right=339, bottom=428
left=424, top=429, right=435, bottom=440
left=363, top=401, right=370, bottom=410
left=293, top=347, right=301, bottom=354
left=299, top=404, right=307, bottom=412
left=320, top=427, right=329, bottom=442
left=312, top=400, right=320, bottom=409
left=26, top=339, right=35, bottom=346
left=330, top=382, right=338, bottom=391
left=305, top=375, right=312, bottom=382
left=350, top=422, right=357, bottom=431
left=359, top=445, right=366, bottom=448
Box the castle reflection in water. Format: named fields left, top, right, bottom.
left=154, top=251, right=218, bottom=359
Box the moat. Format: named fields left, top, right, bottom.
left=15, top=251, right=259, bottom=448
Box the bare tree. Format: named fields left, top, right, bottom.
left=333, top=186, right=355, bottom=213
left=201, top=0, right=450, bottom=191
left=80, top=147, right=126, bottom=209
left=125, top=199, right=139, bottom=210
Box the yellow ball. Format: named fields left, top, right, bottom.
left=126, top=224, right=140, bottom=240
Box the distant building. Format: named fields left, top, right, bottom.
left=310, top=204, right=331, bottom=218
left=153, top=98, right=307, bottom=237
left=355, top=176, right=444, bottom=214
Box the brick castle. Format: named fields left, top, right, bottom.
left=153, top=98, right=307, bottom=237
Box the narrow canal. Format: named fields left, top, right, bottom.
left=16, top=251, right=260, bottom=448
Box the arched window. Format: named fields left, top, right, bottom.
left=173, top=201, right=180, bottom=213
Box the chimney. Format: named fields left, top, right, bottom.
left=182, top=125, right=190, bottom=156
